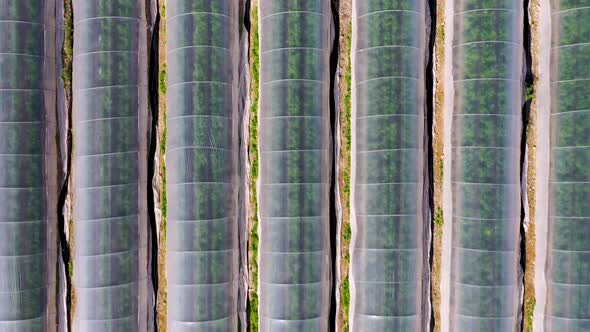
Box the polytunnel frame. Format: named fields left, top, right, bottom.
left=348, top=0, right=433, bottom=331
left=256, top=1, right=335, bottom=330
left=163, top=1, right=241, bottom=330
left=70, top=0, right=154, bottom=330
left=0, top=1, right=60, bottom=330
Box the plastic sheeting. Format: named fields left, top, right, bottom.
left=0, top=1, right=58, bottom=330
left=71, top=1, right=151, bottom=330
left=545, top=1, right=590, bottom=330
left=350, top=1, right=429, bottom=330
left=258, top=1, right=333, bottom=330
left=449, top=0, right=523, bottom=330
left=165, top=1, right=240, bottom=331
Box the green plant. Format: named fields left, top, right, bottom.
left=342, top=222, right=352, bottom=242
left=526, top=84, right=534, bottom=102
left=248, top=3, right=260, bottom=330
left=435, top=208, right=444, bottom=226
left=341, top=277, right=350, bottom=331
left=525, top=298, right=535, bottom=332
left=62, top=0, right=73, bottom=92
left=159, top=64, right=167, bottom=95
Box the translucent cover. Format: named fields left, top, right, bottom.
left=165, top=1, right=240, bottom=330
left=351, top=1, right=428, bottom=330
left=545, top=1, right=590, bottom=330
left=450, top=0, right=523, bottom=330
left=71, top=1, right=150, bottom=330
left=0, top=1, right=58, bottom=330
left=258, top=1, right=333, bottom=330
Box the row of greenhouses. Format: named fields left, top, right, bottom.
left=1, top=0, right=589, bottom=331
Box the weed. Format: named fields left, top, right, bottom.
left=435, top=208, right=444, bottom=226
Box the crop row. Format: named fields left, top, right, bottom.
left=72, top=0, right=140, bottom=329
left=166, top=0, right=239, bottom=328
left=352, top=2, right=426, bottom=330
left=450, top=2, right=522, bottom=330
left=0, top=1, right=51, bottom=328
left=547, top=3, right=590, bottom=327
left=258, top=1, right=331, bottom=329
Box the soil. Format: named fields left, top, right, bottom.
left=524, top=1, right=541, bottom=330
left=431, top=1, right=446, bottom=331
left=336, top=0, right=352, bottom=331
left=155, top=0, right=168, bottom=330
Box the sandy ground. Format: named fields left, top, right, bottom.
left=523, top=0, right=542, bottom=331
left=532, top=0, right=551, bottom=329
left=430, top=0, right=446, bottom=330
left=336, top=0, right=352, bottom=330
left=440, top=0, right=455, bottom=330
left=154, top=1, right=168, bottom=331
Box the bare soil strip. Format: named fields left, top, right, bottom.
left=336, top=0, right=352, bottom=331
left=523, top=1, right=540, bottom=331
left=155, top=0, right=168, bottom=330
left=431, top=1, right=446, bottom=331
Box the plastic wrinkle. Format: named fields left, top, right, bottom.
left=261, top=11, right=325, bottom=20
left=167, top=11, right=231, bottom=21
left=0, top=20, right=42, bottom=25
left=260, top=47, right=325, bottom=55
left=357, top=9, right=422, bottom=19
left=455, top=8, right=513, bottom=15
left=357, top=76, right=419, bottom=85
left=74, top=16, right=139, bottom=24
left=552, top=6, right=590, bottom=15
left=262, top=78, right=324, bottom=86
left=167, top=45, right=230, bottom=55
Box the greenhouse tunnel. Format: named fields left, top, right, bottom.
left=257, top=0, right=334, bottom=330
left=165, top=0, right=240, bottom=330
left=350, top=0, right=430, bottom=330
left=71, top=0, right=152, bottom=330
left=0, top=1, right=59, bottom=330
left=448, top=0, right=524, bottom=330
left=545, top=0, right=590, bottom=330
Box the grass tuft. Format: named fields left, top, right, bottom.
left=526, top=84, right=535, bottom=102
left=435, top=208, right=444, bottom=226
left=159, top=64, right=167, bottom=95
left=525, top=298, right=535, bottom=332
left=62, top=0, right=73, bottom=96
left=248, top=3, right=260, bottom=331
left=341, top=276, right=351, bottom=331
left=338, top=20, right=353, bottom=332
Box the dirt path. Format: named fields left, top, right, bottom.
left=336, top=0, right=352, bottom=331
left=430, top=1, right=446, bottom=330
left=523, top=0, right=543, bottom=331
left=155, top=0, right=168, bottom=330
